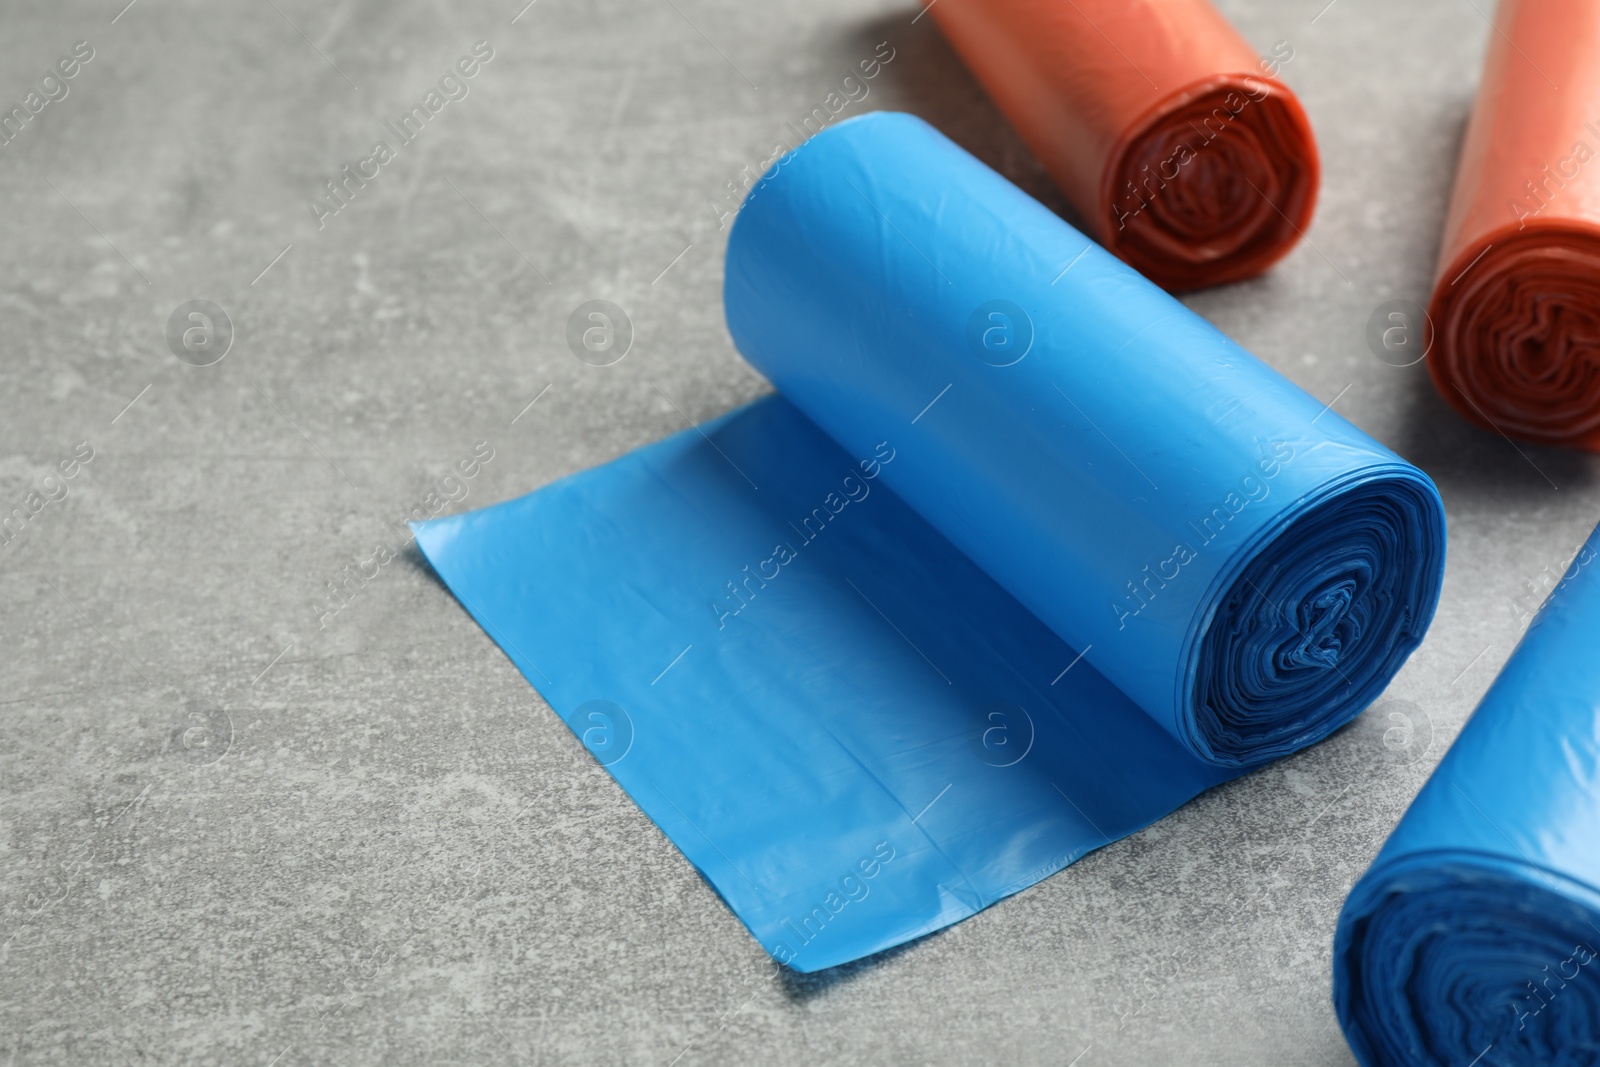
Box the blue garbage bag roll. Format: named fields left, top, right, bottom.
left=1334, top=520, right=1600, bottom=1067
left=415, top=111, right=1446, bottom=972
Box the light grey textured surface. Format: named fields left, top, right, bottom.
left=2, top=1, right=1596, bottom=1064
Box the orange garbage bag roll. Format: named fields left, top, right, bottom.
left=1427, top=0, right=1600, bottom=451
left=926, top=0, right=1317, bottom=290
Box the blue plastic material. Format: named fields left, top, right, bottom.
left=1334, top=520, right=1600, bottom=1067
left=415, top=111, right=1446, bottom=972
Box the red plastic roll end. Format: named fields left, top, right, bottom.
left=1101, top=75, right=1320, bottom=291
left=1428, top=222, right=1600, bottom=451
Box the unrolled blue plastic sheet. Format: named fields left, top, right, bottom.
left=1334, top=520, right=1600, bottom=1066
left=415, top=112, right=1447, bottom=972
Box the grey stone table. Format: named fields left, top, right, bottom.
left=2, top=0, right=1594, bottom=1063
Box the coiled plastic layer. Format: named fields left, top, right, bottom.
left=1189, top=474, right=1444, bottom=765
left=1107, top=74, right=1317, bottom=290
left=1432, top=227, right=1600, bottom=448
left=1335, top=519, right=1600, bottom=1066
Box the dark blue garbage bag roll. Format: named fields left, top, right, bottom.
left=1334, top=520, right=1600, bottom=1067
left=414, top=111, right=1447, bottom=971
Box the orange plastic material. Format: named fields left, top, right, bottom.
left=1427, top=0, right=1600, bottom=451
left=926, top=0, right=1319, bottom=291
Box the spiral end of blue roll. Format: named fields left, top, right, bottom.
left=1189, top=470, right=1446, bottom=768
left=1335, top=859, right=1600, bottom=1066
